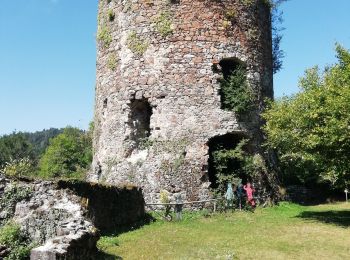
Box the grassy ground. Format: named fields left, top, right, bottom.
left=97, top=202, right=350, bottom=260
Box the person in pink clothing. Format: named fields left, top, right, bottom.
left=243, top=182, right=255, bottom=207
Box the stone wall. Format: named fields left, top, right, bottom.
left=57, top=180, right=145, bottom=233
left=91, top=0, right=274, bottom=203
left=0, top=175, right=145, bottom=259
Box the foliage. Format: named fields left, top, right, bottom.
left=271, top=0, right=288, bottom=73
left=24, top=128, right=63, bottom=160
left=154, top=11, right=173, bottom=37
left=0, top=222, right=33, bottom=260
left=107, top=9, right=115, bottom=22
left=0, top=184, right=32, bottom=225
left=0, top=158, right=35, bottom=178
left=224, top=9, right=236, bottom=20
left=38, top=127, right=92, bottom=179
left=0, top=128, right=63, bottom=171
left=212, top=139, right=248, bottom=193
left=0, top=133, right=34, bottom=169
left=107, top=52, right=118, bottom=71
left=159, top=190, right=170, bottom=204
left=263, top=45, right=350, bottom=189
left=127, top=31, right=149, bottom=56
left=219, top=66, right=255, bottom=115
left=211, top=138, right=270, bottom=197
left=97, top=24, right=112, bottom=48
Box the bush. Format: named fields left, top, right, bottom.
left=0, top=158, right=35, bottom=178
left=219, top=66, right=255, bottom=115
left=38, top=127, right=92, bottom=179
left=0, top=222, right=33, bottom=260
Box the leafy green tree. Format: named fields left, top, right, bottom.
left=38, top=127, right=92, bottom=179
left=263, top=45, right=350, bottom=189
left=0, top=133, right=34, bottom=168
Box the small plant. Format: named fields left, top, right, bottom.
left=241, top=0, right=255, bottom=6
left=225, top=9, right=236, bottom=20
left=222, top=20, right=231, bottom=30
left=127, top=31, right=149, bottom=56
left=154, top=11, right=173, bottom=37
left=106, top=0, right=112, bottom=4
left=160, top=190, right=172, bottom=221
left=0, top=221, right=33, bottom=260
left=0, top=157, right=34, bottom=178
left=138, top=136, right=154, bottom=150
left=160, top=190, right=170, bottom=204
left=97, top=25, right=112, bottom=48
left=108, top=9, right=115, bottom=22
left=107, top=53, right=118, bottom=71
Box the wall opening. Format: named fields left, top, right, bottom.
left=217, top=58, right=249, bottom=113
left=207, top=133, right=248, bottom=189
left=102, top=98, right=108, bottom=117
left=129, top=98, right=152, bottom=148
left=219, top=58, right=243, bottom=80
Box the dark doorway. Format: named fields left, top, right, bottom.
left=207, top=133, right=248, bottom=189
left=219, top=58, right=245, bottom=80
left=129, top=98, right=152, bottom=148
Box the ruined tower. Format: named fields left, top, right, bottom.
left=90, top=0, right=274, bottom=202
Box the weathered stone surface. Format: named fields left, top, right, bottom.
left=91, top=0, right=275, bottom=203
left=0, top=175, right=145, bottom=259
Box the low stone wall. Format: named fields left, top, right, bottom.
left=0, top=175, right=145, bottom=259
left=57, top=180, right=145, bottom=233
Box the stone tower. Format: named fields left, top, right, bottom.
left=90, top=0, right=274, bottom=202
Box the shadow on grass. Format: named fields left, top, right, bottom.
left=297, top=210, right=350, bottom=227
left=95, top=213, right=156, bottom=259
left=95, top=251, right=123, bottom=260
left=100, top=213, right=155, bottom=237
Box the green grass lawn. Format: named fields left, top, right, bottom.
left=97, top=202, right=350, bottom=259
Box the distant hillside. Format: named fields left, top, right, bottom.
left=23, top=128, right=63, bottom=158
left=0, top=128, right=63, bottom=167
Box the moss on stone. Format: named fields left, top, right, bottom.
left=127, top=31, right=149, bottom=56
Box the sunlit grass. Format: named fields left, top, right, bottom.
left=98, top=202, right=350, bottom=259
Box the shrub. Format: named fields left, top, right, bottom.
left=108, top=9, right=115, bottom=22
left=219, top=66, right=255, bottom=115
left=127, top=31, right=149, bottom=56
left=38, top=127, right=92, bottom=180
left=0, top=222, right=33, bottom=260
left=154, top=11, right=173, bottom=37
left=0, top=158, right=35, bottom=178
left=97, top=25, right=112, bottom=48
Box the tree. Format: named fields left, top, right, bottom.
left=271, top=0, right=288, bottom=74
left=263, top=45, right=350, bottom=189
left=0, top=128, right=63, bottom=170
left=0, top=133, right=34, bottom=168
left=38, top=127, right=92, bottom=179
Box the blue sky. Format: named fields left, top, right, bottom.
left=0, top=0, right=349, bottom=135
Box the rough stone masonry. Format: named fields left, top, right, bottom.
left=90, top=0, right=275, bottom=203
